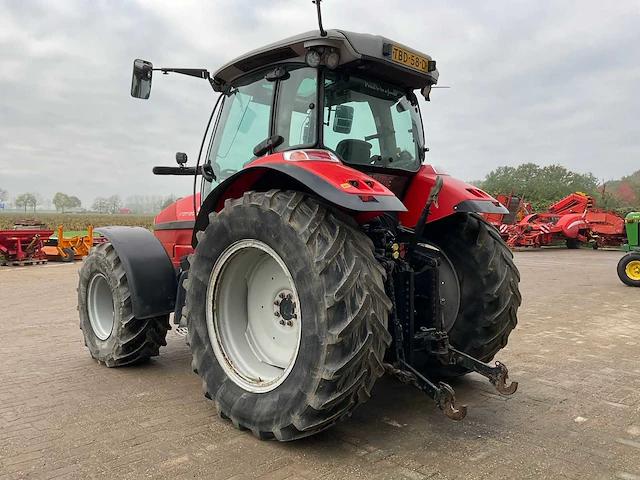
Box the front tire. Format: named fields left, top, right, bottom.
left=617, top=252, right=640, bottom=287
left=184, top=190, right=391, bottom=441
left=421, top=213, right=521, bottom=378
left=78, top=243, right=170, bottom=367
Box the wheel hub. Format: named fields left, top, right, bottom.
left=206, top=240, right=302, bottom=394
left=626, top=260, right=640, bottom=281
left=87, top=273, right=115, bottom=341
left=274, top=290, right=296, bottom=323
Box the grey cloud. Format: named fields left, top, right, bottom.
left=0, top=0, right=638, bottom=208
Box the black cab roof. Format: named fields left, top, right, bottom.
left=212, top=29, right=439, bottom=91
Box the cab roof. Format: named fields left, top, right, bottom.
left=212, top=29, right=439, bottom=91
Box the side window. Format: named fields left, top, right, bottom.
left=275, top=67, right=318, bottom=150
left=207, top=74, right=274, bottom=181
left=390, top=98, right=419, bottom=160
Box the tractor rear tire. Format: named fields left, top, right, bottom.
left=617, top=252, right=640, bottom=287
left=184, top=190, right=391, bottom=441
left=421, top=213, right=521, bottom=378
left=77, top=242, right=170, bottom=367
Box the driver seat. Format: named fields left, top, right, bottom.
left=335, top=139, right=372, bottom=165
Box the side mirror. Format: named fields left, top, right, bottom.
left=131, top=59, right=153, bottom=99
left=333, top=105, right=354, bottom=134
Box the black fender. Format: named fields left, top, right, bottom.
left=94, top=226, right=178, bottom=320
left=192, top=162, right=407, bottom=246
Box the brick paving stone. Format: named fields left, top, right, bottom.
left=1, top=249, right=639, bottom=479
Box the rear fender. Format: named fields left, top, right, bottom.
left=398, top=165, right=508, bottom=227
left=193, top=153, right=406, bottom=246
left=94, top=226, right=178, bottom=319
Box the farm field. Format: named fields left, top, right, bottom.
left=0, top=212, right=154, bottom=233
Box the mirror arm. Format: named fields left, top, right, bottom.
left=154, top=67, right=210, bottom=79
left=152, top=67, right=226, bottom=93
left=152, top=165, right=202, bottom=176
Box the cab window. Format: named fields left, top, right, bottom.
left=323, top=73, right=424, bottom=172
left=206, top=72, right=275, bottom=182
left=274, top=67, right=318, bottom=151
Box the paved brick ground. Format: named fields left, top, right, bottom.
left=1, top=248, right=639, bottom=479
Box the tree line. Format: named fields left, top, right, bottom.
left=0, top=187, right=179, bottom=215
left=470, top=163, right=640, bottom=212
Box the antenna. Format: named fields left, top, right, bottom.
left=312, top=0, right=327, bottom=37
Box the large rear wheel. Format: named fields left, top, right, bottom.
left=183, top=190, right=391, bottom=441
left=420, top=213, right=521, bottom=378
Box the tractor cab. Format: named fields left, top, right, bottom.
left=200, top=28, right=437, bottom=195
left=133, top=30, right=438, bottom=198
left=131, top=28, right=504, bottom=227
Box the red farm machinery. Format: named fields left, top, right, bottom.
left=485, top=191, right=626, bottom=249
left=0, top=221, right=52, bottom=266
left=76, top=3, right=521, bottom=441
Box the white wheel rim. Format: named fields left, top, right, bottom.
left=87, top=273, right=115, bottom=340
left=206, top=239, right=302, bottom=393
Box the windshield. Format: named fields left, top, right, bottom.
left=323, top=73, right=424, bottom=172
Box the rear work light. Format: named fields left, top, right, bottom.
left=283, top=150, right=341, bottom=162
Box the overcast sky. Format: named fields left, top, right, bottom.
left=1, top=0, right=639, bottom=207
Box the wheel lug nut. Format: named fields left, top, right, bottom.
left=286, top=320, right=293, bottom=326
left=275, top=311, right=280, bottom=317
left=274, top=300, right=280, bottom=306
left=279, top=319, right=285, bottom=325
left=279, top=293, right=286, bottom=299
left=286, top=294, right=292, bottom=300
left=292, top=314, right=297, bottom=319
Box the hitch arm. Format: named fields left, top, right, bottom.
left=444, top=347, right=518, bottom=395
left=394, top=360, right=467, bottom=420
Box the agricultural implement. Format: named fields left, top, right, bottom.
left=0, top=228, right=52, bottom=266
left=617, top=212, right=640, bottom=286
left=482, top=191, right=532, bottom=232
left=76, top=2, right=521, bottom=441
left=43, top=226, right=98, bottom=262
left=496, top=192, right=626, bottom=249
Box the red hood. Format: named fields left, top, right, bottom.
left=154, top=193, right=200, bottom=225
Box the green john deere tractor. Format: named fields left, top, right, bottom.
left=617, top=212, right=640, bottom=287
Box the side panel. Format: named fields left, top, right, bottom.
left=153, top=194, right=199, bottom=266
left=94, top=226, right=178, bottom=319
left=193, top=154, right=407, bottom=246
left=398, top=165, right=508, bottom=227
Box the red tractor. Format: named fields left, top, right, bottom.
left=77, top=6, right=520, bottom=441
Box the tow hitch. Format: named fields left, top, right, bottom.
left=383, top=175, right=518, bottom=420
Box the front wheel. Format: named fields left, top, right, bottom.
left=420, top=213, right=521, bottom=378
left=77, top=243, right=170, bottom=366
left=617, top=252, right=640, bottom=287
left=184, top=190, right=391, bottom=441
